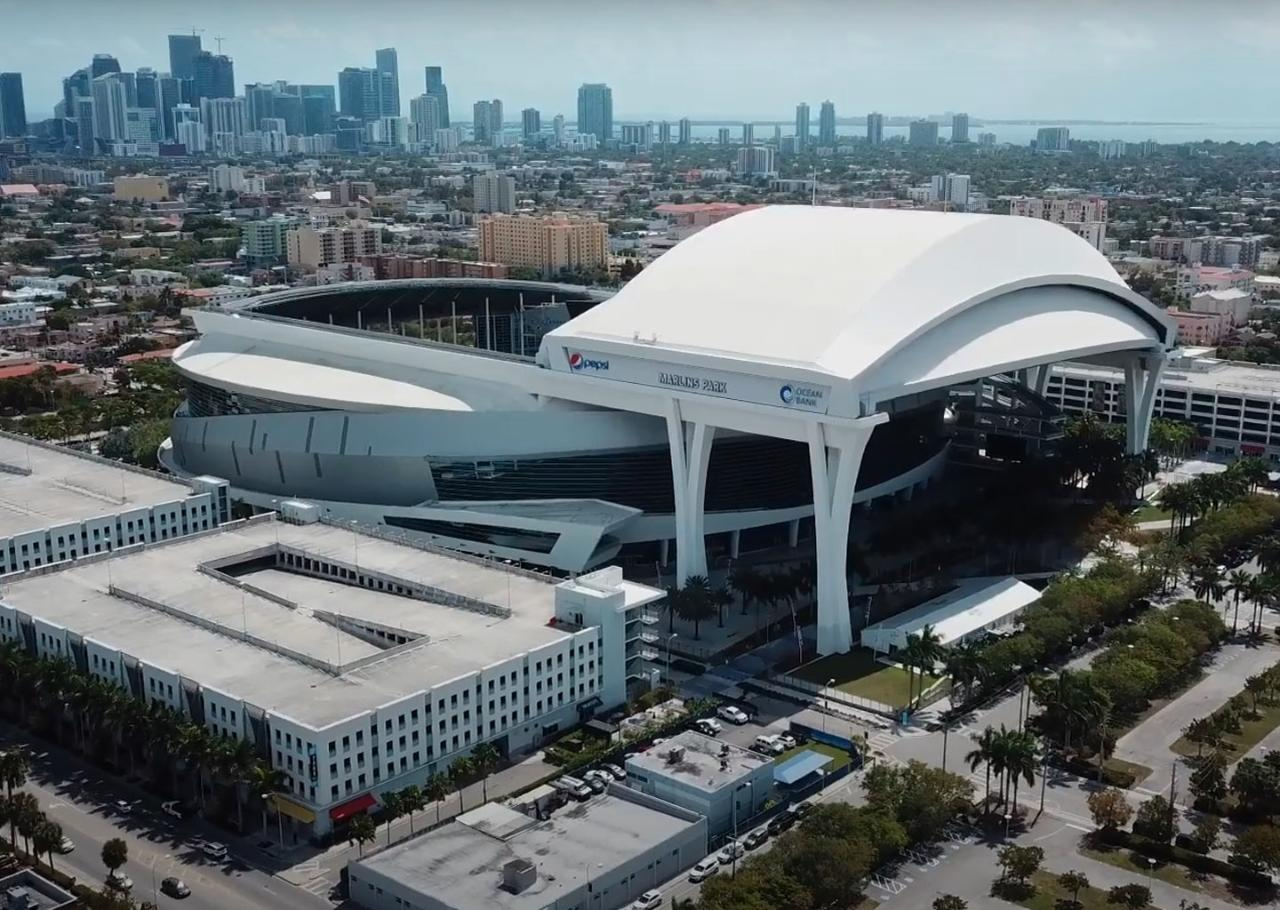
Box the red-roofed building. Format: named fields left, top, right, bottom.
left=655, top=202, right=764, bottom=238
left=0, top=361, right=78, bottom=381
left=0, top=184, right=40, bottom=198
left=118, top=349, right=174, bottom=364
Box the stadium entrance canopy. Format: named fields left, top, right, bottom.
left=533, top=206, right=1174, bottom=655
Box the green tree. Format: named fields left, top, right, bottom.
left=966, top=726, right=998, bottom=810
left=424, top=772, right=450, bottom=824
left=101, top=836, right=128, bottom=881
left=470, top=742, right=501, bottom=803
left=449, top=756, right=476, bottom=812
left=933, top=896, right=968, bottom=910
left=675, top=575, right=717, bottom=639
left=1189, top=814, right=1221, bottom=854
left=862, top=760, right=973, bottom=842
left=32, top=817, right=62, bottom=872
left=347, top=813, right=376, bottom=857
left=997, top=844, right=1044, bottom=886
left=1058, top=870, right=1090, bottom=908
left=1087, top=788, right=1133, bottom=831
left=1132, top=794, right=1175, bottom=843
left=1231, top=824, right=1280, bottom=874
left=1107, top=883, right=1152, bottom=909
left=379, top=789, right=403, bottom=845
left=399, top=785, right=425, bottom=835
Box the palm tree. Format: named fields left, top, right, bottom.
left=32, top=818, right=61, bottom=872
left=903, top=624, right=945, bottom=708
left=399, top=785, right=425, bottom=835
left=674, top=575, right=716, bottom=640
left=966, top=726, right=997, bottom=811
left=1223, top=568, right=1252, bottom=632
left=0, top=751, right=29, bottom=849
left=449, top=757, right=475, bottom=813
left=379, top=790, right=403, bottom=845
left=1003, top=729, right=1040, bottom=817
left=1189, top=561, right=1224, bottom=605
left=1158, top=482, right=1198, bottom=536
left=248, top=762, right=288, bottom=835
left=729, top=565, right=760, bottom=617
left=424, top=772, right=450, bottom=825
left=224, top=737, right=259, bottom=832
left=662, top=584, right=682, bottom=634
left=347, top=814, right=376, bottom=857
left=1030, top=670, right=1111, bottom=754
left=711, top=586, right=733, bottom=629
left=944, top=640, right=985, bottom=704
left=1257, top=534, right=1280, bottom=576
left=470, top=742, right=501, bottom=804
left=9, top=792, right=38, bottom=855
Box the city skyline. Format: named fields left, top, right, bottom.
left=3, top=0, right=1280, bottom=125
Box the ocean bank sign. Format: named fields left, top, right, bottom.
left=562, top=347, right=830, bottom=413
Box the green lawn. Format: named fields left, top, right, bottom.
left=790, top=649, right=941, bottom=709
left=1171, top=699, right=1280, bottom=760
left=1078, top=843, right=1226, bottom=902
left=1131, top=503, right=1173, bottom=523
left=1013, top=869, right=1161, bottom=910
left=777, top=740, right=853, bottom=773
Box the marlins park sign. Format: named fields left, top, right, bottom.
left=564, top=348, right=831, bottom=414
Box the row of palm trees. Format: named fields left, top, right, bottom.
left=0, top=749, right=69, bottom=875
left=1158, top=456, right=1269, bottom=537
left=662, top=563, right=818, bottom=640
left=348, top=742, right=502, bottom=855
left=1190, top=560, right=1277, bottom=635
left=0, top=642, right=286, bottom=836
left=965, top=724, right=1042, bottom=816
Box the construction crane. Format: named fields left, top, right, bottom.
left=214, top=36, right=227, bottom=54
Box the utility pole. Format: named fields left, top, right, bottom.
left=214, top=36, right=227, bottom=54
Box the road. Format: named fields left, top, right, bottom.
left=2, top=728, right=329, bottom=910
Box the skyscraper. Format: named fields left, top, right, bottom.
left=338, top=68, right=379, bottom=121
left=678, top=117, right=691, bottom=145
left=1036, top=127, right=1070, bottom=151
left=866, top=112, right=883, bottom=145
left=409, top=94, right=441, bottom=144
left=74, top=96, right=96, bottom=152
left=908, top=119, right=939, bottom=147
left=62, top=69, right=90, bottom=121
left=300, top=85, right=336, bottom=134
left=473, top=173, right=516, bottom=214
left=553, top=114, right=565, bottom=145
left=522, top=107, right=541, bottom=139
left=193, top=52, right=234, bottom=100
left=0, top=73, right=26, bottom=139
left=576, top=83, right=612, bottom=143
left=156, top=75, right=183, bottom=140
left=90, top=54, right=121, bottom=79
left=245, top=83, right=276, bottom=132
left=794, top=102, right=810, bottom=149
left=473, top=100, right=493, bottom=144
left=423, top=67, right=449, bottom=127
left=741, top=122, right=753, bottom=146
left=134, top=69, right=158, bottom=110
left=375, top=48, right=399, bottom=117
left=657, top=121, right=671, bottom=146
left=90, top=74, right=128, bottom=142
left=168, top=34, right=202, bottom=81
left=818, top=100, right=836, bottom=146
left=951, top=112, right=969, bottom=143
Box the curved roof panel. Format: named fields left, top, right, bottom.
left=547, top=207, right=1172, bottom=397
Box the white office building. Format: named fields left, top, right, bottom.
left=0, top=514, right=661, bottom=837
left=473, top=172, right=516, bottom=214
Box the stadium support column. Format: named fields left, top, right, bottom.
left=1122, top=351, right=1166, bottom=455
left=808, top=415, right=886, bottom=656
left=666, top=400, right=715, bottom=585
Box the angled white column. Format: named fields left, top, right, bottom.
left=1123, top=352, right=1166, bottom=455
left=807, top=416, right=882, bottom=656
left=666, top=399, right=716, bottom=585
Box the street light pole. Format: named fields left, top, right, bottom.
left=822, top=677, right=835, bottom=734
left=666, top=633, right=678, bottom=687
left=732, top=781, right=752, bottom=879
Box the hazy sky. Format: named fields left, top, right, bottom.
left=3, top=0, right=1279, bottom=123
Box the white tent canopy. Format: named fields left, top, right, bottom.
left=861, top=577, right=1040, bottom=654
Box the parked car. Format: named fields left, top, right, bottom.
left=107, top=870, right=133, bottom=892
left=688, top=857, right=721, bottom=883
left=744, top=827, right=769, bottom=850
left=716, top=840, right=745, bottom=864
left=753, top=734, right=785, bottom=755
left=717, top=705, right=749, bottom=725
left=694, top=718, right=722, bottom=737
left=792, top=798, right=816, bottom=818
left=630, top=890, right=663, bottom=910
left=602, top=763, right=627, bottom=781
left=56, top=836, right=74, bottom=854
left=581, top=772, right=608, bottom=793
left=113, top=799, right=136, bottom=815
left=551, top=776, right=592, bottom=801
left=161, top=877, right=191, bottom=898
left=199, top=841, right=228, bottom=861
left=775, top=732, right=798, bottom=749
left=767, top=808, right=799, bottom=836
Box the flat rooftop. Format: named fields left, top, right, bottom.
left=354, top=792, right=700, bottom=910
left=1056, top=355, right=1280, bottom=400
left=626, top=730, right=771, bottom=792
left=0, top=432, right=193, bottom=538
left=0, top=517, right=568, bottom=729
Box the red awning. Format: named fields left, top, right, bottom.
left=329, top=793, right=376, bottom=823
